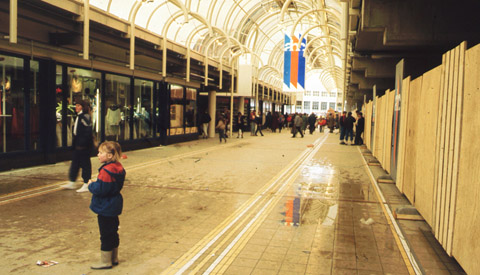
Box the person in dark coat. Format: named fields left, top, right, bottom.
left=265, top=112, right=272, bottom=131
left=326, top=113, right=335, bottom=133
left=344, top=112, right=356, bottom=145
left=339, top=111, right=347, bottom=144
left=61, top=99, right=94, bottom=192
left=235, top=112, right=245, bottom=138
left=354, top=112, right=365, bottom=145
left=308, top=113, right=317, bottom=134
left=271, top=112, right=279, bottom=132
left=255, top=111, right=264, bottom=136
left=201, top=110, right=211, bottom=139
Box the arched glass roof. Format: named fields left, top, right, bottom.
left=88, top=0, right=345, bottom=92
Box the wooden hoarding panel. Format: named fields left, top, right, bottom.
left=396, top=77, right=411, bottom=194
left=414, top=65, right=442, bottom=227
left=384, top=90, right=395, bottom=173
left=403, top=77, right=423, bottom=204
left=452, top=42, right=480, bottom=275
left=374, top=96, right=385, bottom=160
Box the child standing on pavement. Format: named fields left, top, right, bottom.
left=88, top=141, right=126, bottom=269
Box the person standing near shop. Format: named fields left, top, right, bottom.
left=61, top=99, right=94, bottom=192
left=344, top=112, right=356, bottom=145
left=354, top=111, right=365, bottom=145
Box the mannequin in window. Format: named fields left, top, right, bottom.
left=106, top=103, right=121, bottom=138
left=71, top=75, right=82, bottom=93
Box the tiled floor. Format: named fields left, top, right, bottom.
left=0, top=131, right=466, bottom=274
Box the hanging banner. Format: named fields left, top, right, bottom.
left=284, top=34, right=306, bottom=91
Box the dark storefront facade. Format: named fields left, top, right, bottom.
left=0, top=51, right=199, bottom=171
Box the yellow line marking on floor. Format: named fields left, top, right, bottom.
left=161, top=149, right=312, bottom=274
left=0, top=141, right=248, bottom=205
left=206, top=135, right=328, bottom=274
left=211, top=168, right=303, bottom=275
left=161, top=136, right=327, bottom=275
left=0, top=187, right=63, bottom=206
left=358, top=147, right=422, bottom=275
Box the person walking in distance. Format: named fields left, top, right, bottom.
left=88, top=141, right=126, bottom=269
left=255, top=111, right=264, bottom=136
left=292, top=113, right=304, bottom=138
left=326, top=113, right=335, bottom=133
left=308, top=112, right=317, bottom=134
left=61, top=99, right=94, bottom=192
left=249, top=110, right=256, bottom=136
left=201, top=110, right=211, bottom=139
left=216, top=115, right=227, bottom=143
left=236, top=112, right=245, bottom=138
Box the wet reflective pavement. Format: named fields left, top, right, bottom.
left=0, top=131, right=464, bottom=274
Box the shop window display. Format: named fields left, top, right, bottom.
left=169, top=85, right=184, bottom=135
left=0, top=55, right=25, bottom=153
left=67, top=67, right=101, bottom=146
left=29, top=60, right=40, bottom=150
left=185, top=88, right=197, bottom=134
left=133, top=79, right=153, bottom=138
left=105, top=74, right=131, bottom=141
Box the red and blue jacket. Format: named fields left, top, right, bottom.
left=89, top=161, right=126, bottom=216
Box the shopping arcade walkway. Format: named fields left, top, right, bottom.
left=0, top=130, right=464, bottom=274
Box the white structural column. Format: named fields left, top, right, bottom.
left=341, top=1, right=349, bottom=111
left=83, top=0, right=89, bottom=60
left=208, top=90, right=216, bottom=138
left=239, top=97, right=245, bottom=115
left=9, top=0, right=17, bottom=44
left=129, top=1, right=143, bottom=70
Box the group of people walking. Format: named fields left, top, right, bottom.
left=338, top=111, right=365, bottom=145
left=204, top=109, right=364, bottom=145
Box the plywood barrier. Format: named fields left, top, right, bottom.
left=414, top=65, right=442, bottom=227
left=365, top=102, right=372, bottom=149
left=384, top=90, right=395, bottom=173
left=395, top=76, right=411, bottom=194
left=361, top=42, right=476, bottom=274
left=373, top=95, right=384, bottom=159
left=374, top=93, right=386, bottom=163
left=452, top=42, right=479, bottom=275
left=403, top=77, right=422, bottom=204
left=432, top=42, right=466, bottom=253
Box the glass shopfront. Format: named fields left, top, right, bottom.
left=105, top=74, right=130, bottom=141
left=169, top=84, right=184, bottom=135
left=133, top=79, right=154, bottom=138
left=185, top=88, right=197, bottom=134
left=55, top=66, right=102, bottom=147
left=0, top=55, right=40, bottom=153
left=0, top=53, right=200, bottom=171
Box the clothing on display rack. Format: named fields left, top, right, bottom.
left=106, top=105, right=122, bottom=136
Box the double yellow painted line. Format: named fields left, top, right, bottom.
left=0, top=141, right=248, bottom=206
left=162, top=135, right=328, bottom=275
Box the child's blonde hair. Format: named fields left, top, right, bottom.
left=99, top=141, right=122, bottom=162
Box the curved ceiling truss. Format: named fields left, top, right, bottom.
left=88, top=0, right=345, bottom=93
